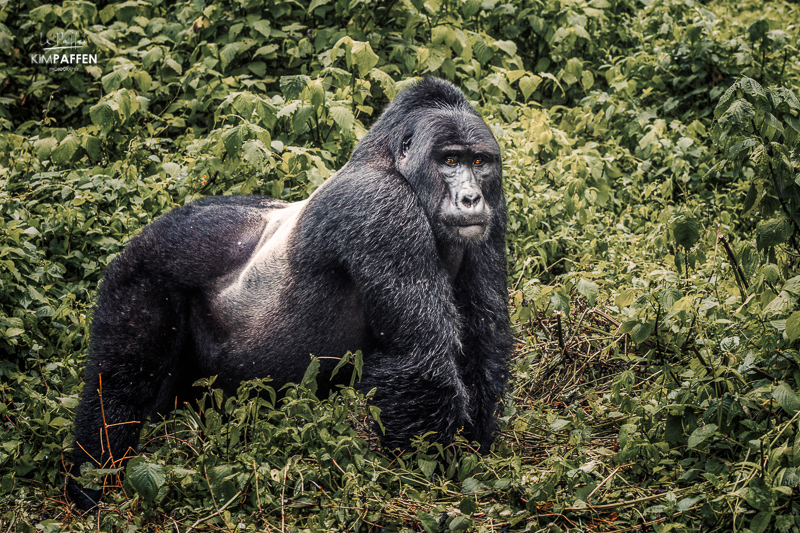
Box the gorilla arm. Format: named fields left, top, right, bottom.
left=322, top=170, right=472, bottom=448
left=452, top=214, right=513, bottom=450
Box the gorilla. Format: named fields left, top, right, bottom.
left=68, top=77, right=512, bottom=510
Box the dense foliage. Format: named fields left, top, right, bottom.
left=1, top=0, right=800, bottom=530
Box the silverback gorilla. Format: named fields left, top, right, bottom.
left=68, top=78, right=512, bottom=510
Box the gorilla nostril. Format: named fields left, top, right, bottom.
left=461, top=192, right=483, bottom=209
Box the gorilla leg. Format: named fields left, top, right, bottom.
left=69, top=268, right=187, bottom=509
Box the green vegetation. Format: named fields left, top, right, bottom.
left=1, top=0, right=800, bottom=530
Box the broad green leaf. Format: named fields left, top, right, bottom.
left=749, top=511, right=772, bottom=533
left=757, top=218, right=792, bottom=251
left=671, top=215, right=700, bottom=250
left=773, top=381, right=800, bottom=415
left=562, top=57, right=582, bottom=86
left=630, top=321, right=653, bottom=344
left=222, top=125, right=245, bottom=155
left=417, top=512, right=438, bottom=533
left=34, top=137, right=58, bottom=160
left=615, top=288, right=637, bottom=308
left=576, top=278, right=599, bottom=306
left=519, top=75, right=541, bottom=100
left=687, top=424, right=717, bottom=449
left=127, top=459, right=165, bottom=502
left=472, top=38, right=493, bottom=65
left=280, top=75, right=311, bottom=100
left=50, top=136, right=80, bottom=166
left=734, top=477, right=771, bottom=512
left=90, top=101, right=115, bottom=131
left=727, top=137, right=759, bottom=158
left=718, top=99, right=755, bottom=129
left=5, top=328, right=24, bottom=338
left=300, top=356, right=320, bottom=393
left=784, top=276, right=800, bottom=295
left=462, top=477, right=485, bottom=492
left=493, top=40, right=517, bottom=56
left=330, top=106, right=355, bottom=133
left=786, top=311, right=800, bottom=341
left=459, top=495, right=477, bottom=515
left=252, top=19, right=271, bottom=37
left=449, top=515, right=471, bottom=531
left=350, top=41, right=379, bottom=77
left=142, top=47, right=163, bottom=70
left=418, top=458, right=436, bottom=478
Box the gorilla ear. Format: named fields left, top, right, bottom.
left=397, top=134, right=414, bottom=175
left=401, top=135, right=412, bottom=157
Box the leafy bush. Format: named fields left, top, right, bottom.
left=2, top=0, right=800, bottom=530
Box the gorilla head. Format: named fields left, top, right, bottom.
left=354, top=80, right=501, bottom=246
left=68, top=78, right=512, bottom=511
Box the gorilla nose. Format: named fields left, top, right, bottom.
left=459, top=190, right=484, bottom=213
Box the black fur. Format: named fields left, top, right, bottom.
left=68, top=78, right=512, bottom=510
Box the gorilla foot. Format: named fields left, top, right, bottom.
left=67, top=477, right=102, bottom=514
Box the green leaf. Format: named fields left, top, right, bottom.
left=462, top=477, right=486, bottom=492
left=349, top=41, right=379, bottom=77
left=90, top=101, right=115, bottom=133
left=5, top=327, right=24, bottom=338
left=749, top=511, right=772, bottom=533
left=718, top=99, right=756, bottom=129
left=329, top=106, right=355, bottom=133
left=280, top=75, right=311, bottom=100
left=687, top=424, right=718, bottom=449
left=519, top=75, right=541, bottom=101
left=222, top=125, right=246, bottom=156
left=127, top=459, right=165, bottom=502
left=735, top=477, right=771, bottom=512
left=300, top=356, right=320, bottom=394
left=417, top=512, right=438, bottom=533
left=449, top=515, right=471, bottom=531
left=34, top=137, right=58, bottom=160
left=671, top=215, right=700, bottom=250
left=615, top=288, right=637, bottom=308
left=786, top=311, right=800, bottom=342
left=576, top=278, right=599, bottom=306
left=756, top=218, right=792, bottom=251
left=472, top=38, right=493, bottom=65
left=142, top=47, right=163, bottom=70
left=252, top=19, right=271, bottom=37
left=493, top=40, right=517, bottom=56
left=562, top=57, right=582, bottom=86
left=459, top=496, right=478, bottom=515
left=630, top=321, right=653, bottom=344
left=418, top=458, right=437, bottom=478
left=50, top=136, right=81, bottom=166
left=774, top=381, right=800, bottom=415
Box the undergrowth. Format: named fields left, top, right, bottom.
left=1, top=0, right=800, bottom=530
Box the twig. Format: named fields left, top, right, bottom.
left=186, top=489, right=245, bottom=532
left=718, top=233, right=749, bottom=295
left=555, top=312, right=565, bottom=352
left=586, top=465, right=622, bottom=503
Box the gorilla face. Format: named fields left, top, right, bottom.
left=394, top=109, right=502, bottom=247
left=436, top=146, right=496, bottom=243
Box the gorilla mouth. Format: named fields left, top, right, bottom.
left=455, top=222, right=487, bottom=239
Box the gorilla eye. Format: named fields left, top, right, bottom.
left=473, top=157, right=484, bottom=166
left=445, top=157, right=457, bottom=166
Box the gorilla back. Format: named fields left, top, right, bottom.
left=69, top=78, right=512, bottom=510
